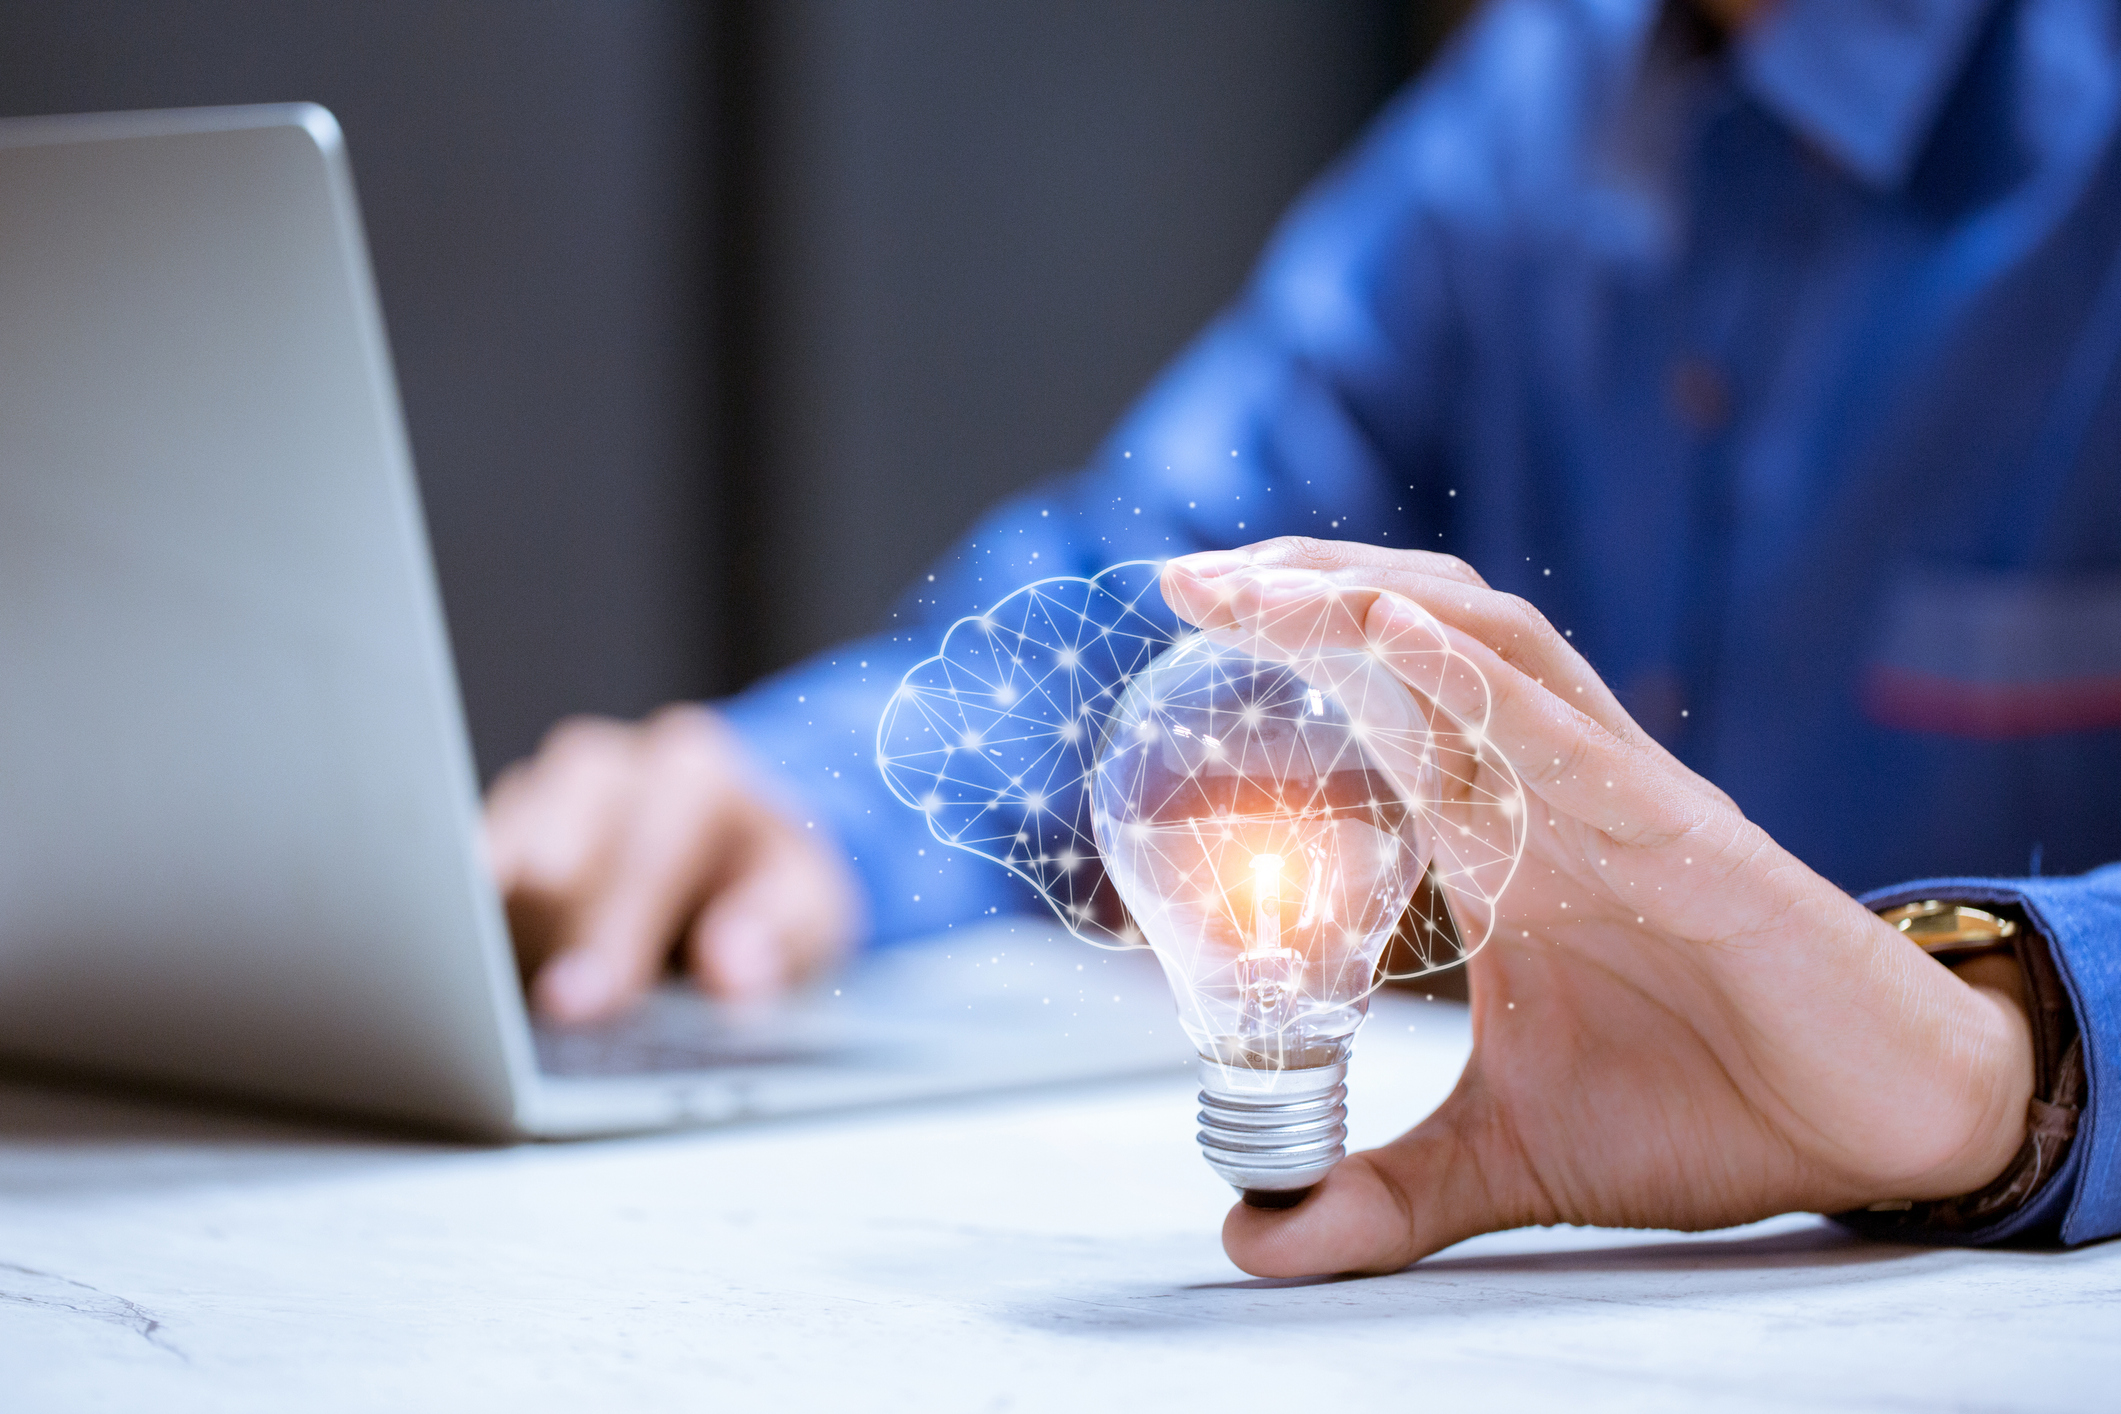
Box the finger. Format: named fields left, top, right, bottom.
left=1160, top=554, right=1245, bottom=630
left=1162, top=565, right=1501, bottom=839
left=1166, top=554, right=1641, bottom=751
left=1233, top=535, right=1491, bottom=588
left=1163, top=566, right=1529, bottom=793
left=1222, top=1102, right=1524, bottom=1277
left=1162, top=563, right=1375, bottom=668
left=1364, top=593, right=1704, bottom=846
left=1207, top=560, right=1644, bottom=747
left=532, top=711, right=741, bottom=1023
left=1349, top=577, right=1637, bottom=742
left=483, top=716, right=637, bottom=899
left=1163, top=555, right=1367, bottom=637
left=686, top=818, right=860, bottom=1001
left=1162, top=536, right=1485, bottom=652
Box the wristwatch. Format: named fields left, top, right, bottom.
left=1841, top=900, right=2083, bottom=1237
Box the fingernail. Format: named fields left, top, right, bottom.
left=1366, top=592, right=1439, bottom=646
left=1368, top=591, right=1418, bottom=623
left=538, top=951, right=612, bottom=1019
left=1169, top=550, right=1251, bottom=580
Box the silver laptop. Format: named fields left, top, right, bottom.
left=0, top=103, right=1181, bottom=1137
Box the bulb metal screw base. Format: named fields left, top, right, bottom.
left=1195, top=1056, right=1348, bottom=1204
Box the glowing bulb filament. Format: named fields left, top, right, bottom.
left=1249, top=852, right=1284, bottom=956
left=1237, top=852, right=1302, bottom=1044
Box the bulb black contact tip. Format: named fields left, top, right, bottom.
left=1241, top=1185, right=1315, bottom=1210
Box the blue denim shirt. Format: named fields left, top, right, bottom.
left=724, top=0, right=2121, bottom=1243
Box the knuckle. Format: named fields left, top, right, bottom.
left=1496, top=592, right=1545, bottom=629
left=1497, top=593, right=1569, bottom=655
left=1255, top=534, right=1340, bottom=568
left=1540, top=737, right=1587, bottom=786
left=541, top=713, right=627, bottom=759
left=645, top=703, right=727, bottom=760
left=1443, top=555, right=1488, bottom=589
left=1421, top=551, right=1473, bottom=582
left=634, top=725, right=748, bottom=823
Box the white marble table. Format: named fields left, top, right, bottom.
left=3, top=994, right=2115, bottom=1412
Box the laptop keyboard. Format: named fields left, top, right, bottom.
left=532, top=984, right=870, bottom=1077
left=530, top=930, right=1174, bottom=1079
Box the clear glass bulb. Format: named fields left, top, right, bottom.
left=1091, top=633, right=1434, bottom=1204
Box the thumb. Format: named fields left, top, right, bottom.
left=1220, top=1106, right=1513, bottom=1277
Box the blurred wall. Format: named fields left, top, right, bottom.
left=724, top=0, right=1429, bottom=678
left=0, top=1, right=1467, bottom=768
left=0, top=0, right=716, bottom=781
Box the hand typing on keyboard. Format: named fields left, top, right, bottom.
left=484, top=704, right=862, bottom=1023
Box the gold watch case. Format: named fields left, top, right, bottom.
left=1878, top=898, right=2019, bottom=963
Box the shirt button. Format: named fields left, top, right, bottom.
left=1667, top=356, right=1731, bottom=433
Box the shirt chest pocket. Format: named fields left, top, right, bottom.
left=1862, top=570, right=2121, bottom=738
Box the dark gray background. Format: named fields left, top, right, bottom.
left=0, top=1, right=1470, bottom=779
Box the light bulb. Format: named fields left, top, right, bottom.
left=1092, top=632, right=1435, bottom=1207
left=878, top=563, right=1525, bottom=1205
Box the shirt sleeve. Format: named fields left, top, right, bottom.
left=1857, top=863, right=2121, bottom=1245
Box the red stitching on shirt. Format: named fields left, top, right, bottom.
left=1863, top=665, right=2121, bottom=738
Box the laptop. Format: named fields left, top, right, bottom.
left=0, top=103, right=1182, bottom=1138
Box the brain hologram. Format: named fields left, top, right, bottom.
left=876, top=561, right=1525, bottom=981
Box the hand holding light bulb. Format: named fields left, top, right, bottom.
left=1162, top=540, right=2039, bottom=1278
